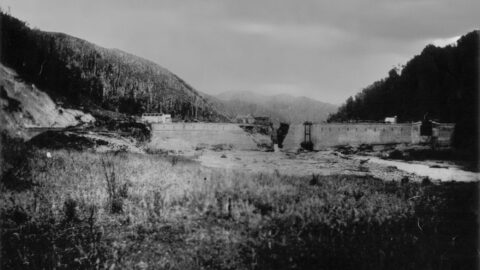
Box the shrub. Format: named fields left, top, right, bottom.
left=27, top=131, right=98, bottom=151
left=170, top=155, right=179, bottom=166
left=1, top=86, right=21, bottom=112
left=63, top=198, right=79, bottom=223
left=300, top=141, right=314, bottom=151
left=0, top=132, right=35, bottom=190
left=118, top=182, right=129, bottom=198
left=1, top=202, right=108, bottom=269
left=309, top=174, right=319, bottom=186
left=388, top=149, right=404, bottom=159
left=101, top=157, right=125, bottom=214
left=421, top=177, right=432, bottom=186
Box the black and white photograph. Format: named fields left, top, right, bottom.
left=0, top=0, right=479, bottom=269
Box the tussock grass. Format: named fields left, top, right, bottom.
left=1, top=147, right=478, bottom=269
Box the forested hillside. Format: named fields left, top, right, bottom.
left=328, top=30, right=479, bottom=150
left=0, top=12, right=226, bottom=121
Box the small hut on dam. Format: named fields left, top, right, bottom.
left=141, top=113, right=172, bottom=124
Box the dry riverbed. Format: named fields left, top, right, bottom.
left=195, top=149, right=479, bottom=183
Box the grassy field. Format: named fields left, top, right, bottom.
left=1, top=142, right=478, bottom=269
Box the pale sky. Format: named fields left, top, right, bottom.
left=1, top=0, right=478, bottom=104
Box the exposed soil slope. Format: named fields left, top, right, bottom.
left=0, top=64, right=94, bottom=138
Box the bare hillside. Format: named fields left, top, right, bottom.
left=0, top=64, right=94, bottom=138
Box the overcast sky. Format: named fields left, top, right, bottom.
left=1, top=0, right=478, bottom=104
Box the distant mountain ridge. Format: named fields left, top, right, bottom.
left=0, top=12, right=227, bottom=121
left=212, top=91, right=338, bottom=124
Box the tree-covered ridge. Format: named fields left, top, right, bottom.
left=328, top=30, right=479, bottom=150
left=0, top=12, right=227, bottom=121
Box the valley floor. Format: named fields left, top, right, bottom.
left=1, top=140, right=479, bottom=269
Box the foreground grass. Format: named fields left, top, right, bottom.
left=1, top=148, right=478, bottom=269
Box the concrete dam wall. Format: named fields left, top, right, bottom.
left=282, top=122, right=454, bottom=151
left=148, top=123, right=270, bottom=151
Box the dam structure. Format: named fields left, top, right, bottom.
left=148, top=123, right=271, bottom=151
left=146, top=121, right=454, bottom=152
left=282, top=122, right=455, bottom=152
